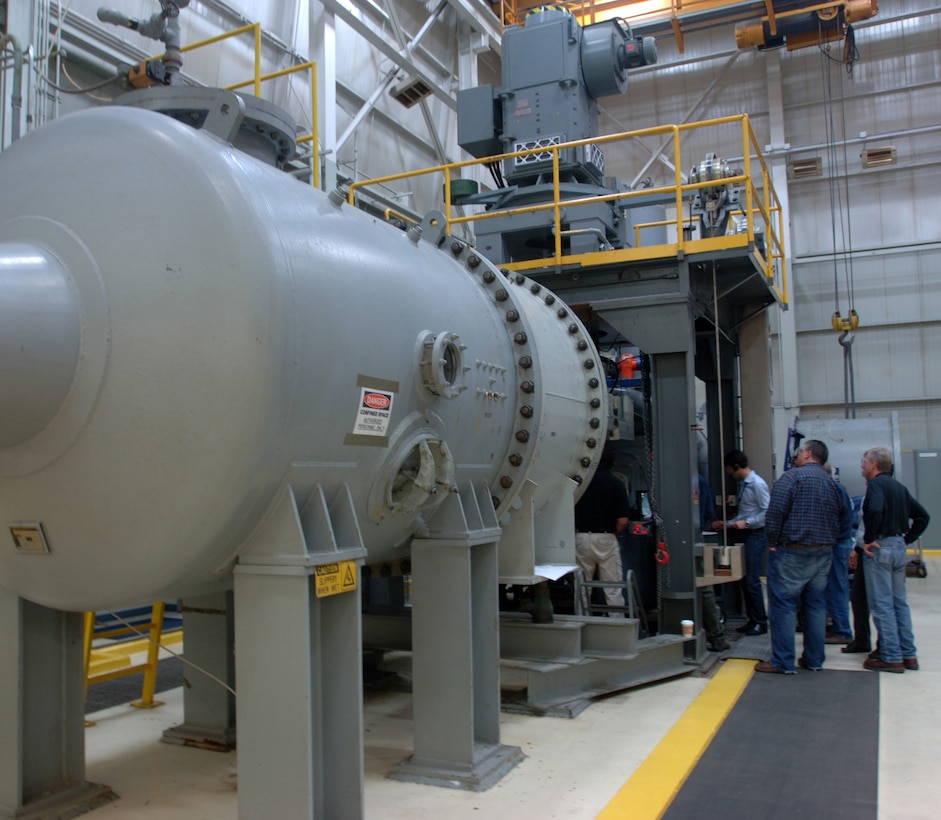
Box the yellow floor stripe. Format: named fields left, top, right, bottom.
left=597, top=658, right=754, bottom=820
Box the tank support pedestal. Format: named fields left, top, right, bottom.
left=0, top=589, right=116, bottom=818
left=161, top=590, right=236, bottom=751
left=233, top=482, right=367, bottom=819
left=392, top=485, right=524, bottom=790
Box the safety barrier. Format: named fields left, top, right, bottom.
left=83, top=601, right=181, bottom=717
left=158, top=22, right=319, bottom=187
left=347, top=113, right=788, bottom=306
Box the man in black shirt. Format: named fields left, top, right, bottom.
left=860, top=446, right=929, bottom=672
left=575, top=444, right=631, bottom=616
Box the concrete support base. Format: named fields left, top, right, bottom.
left=391, top=741, right=525, bottom=792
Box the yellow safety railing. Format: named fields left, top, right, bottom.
left=171, top=23, right=319, bottom=187
left=84, top=602, right=181, bottom=718
left=347, top=113, right=788, bottom=306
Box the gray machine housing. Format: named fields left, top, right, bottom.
left=457, top=7, right=662, bottom=264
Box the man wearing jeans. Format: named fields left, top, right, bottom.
left=860, top=447, right=929, bottom=672
left=756, top=439, right=852, bottom=674
left=713, top=450, right=770, bottom=636
left=824, top=463, right=857, bottom=645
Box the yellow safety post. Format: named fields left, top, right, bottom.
left=84, top=602, right=174, bottom=716
left=131, top=600, right=165, bottom=709
left=82, top=610, right=96, bottom=699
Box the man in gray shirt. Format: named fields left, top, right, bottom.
left=712, top=449, right=770, bottom=635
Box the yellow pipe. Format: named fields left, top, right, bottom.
left=635, top=216, right=697, bottom=249
left=553, top=151, right=563, bottom=260
left=253, top=24, right=261, bottom=98
left=384, top=207, right=417, bottom=226
left=673, top=125, right=685, bottom=253
left=179, top=22, right=259, bottom=53
left=311, top=62, right=319, bottom=189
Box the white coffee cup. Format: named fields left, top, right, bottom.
left=681, top=619, right=694, bottom=637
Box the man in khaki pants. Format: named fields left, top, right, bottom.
left=575, top=443, right=630, bottom=616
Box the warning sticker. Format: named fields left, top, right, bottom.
left=314, top=560, right=358, bottom=598
left=352, top=387, right=394, bottom=437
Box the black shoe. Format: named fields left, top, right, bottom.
left=798, top=657, right=822, bottom=671
left=742, top=623, right=768, bottom=636
left=735, top=621, right=757, bottom=634
left=841, top=642, right=872, bottom=654
left=708, top=639, right=731, bottom=652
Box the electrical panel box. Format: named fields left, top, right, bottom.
left=457, top=84, right=501, bottom=159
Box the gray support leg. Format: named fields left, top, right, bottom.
left=233, top=570, right=319, bottom=819
left=392, top=532, right=523, bottom=790
left=591, top=299, right=701, bottom=645
left=651, top=349, right=699, bottom=637
left=233, top=569, right=363, bottom=819
left=162, top=591, right=236, bottom=751
left=233, top=481, right=366, bottom=820
left=0, top=589, right=115, bottom=819
left=739, top=312, right=774, bottom=479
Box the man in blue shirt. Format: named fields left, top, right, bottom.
left=756, top=439, right=852, bottom=674
left=712, top=450, right=770, bottom=636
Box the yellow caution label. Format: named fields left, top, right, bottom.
left=314, top=560, right=358, bottom=598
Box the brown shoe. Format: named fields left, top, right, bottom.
left=825, top=634, right=852, bottom=645
left=904, top=657, right=919, bottom=671
left=755, top=660, right=793, bottom=675
left=868, top=649, right=882, bottom=660
left=863, top=657, right=905, bottom=673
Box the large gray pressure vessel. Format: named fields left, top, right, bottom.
left=0, top=100, right=606, bottom=611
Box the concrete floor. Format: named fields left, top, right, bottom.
left=83, top=555, right=941, bottom=819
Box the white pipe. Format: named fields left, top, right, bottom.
left=0, top=33, right=24, bottom=141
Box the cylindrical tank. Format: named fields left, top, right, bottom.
left=0, top=99, right=606, bottom=611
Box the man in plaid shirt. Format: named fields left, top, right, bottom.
left=755, top=439, right=852, bottom=674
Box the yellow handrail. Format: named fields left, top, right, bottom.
left=225, top=60, right=319, bottom=189
left=84, top=602, right=176, bottom=716
left=348, top=113, right=788, bottom=305
left=172, top=23, right=319, bottom=187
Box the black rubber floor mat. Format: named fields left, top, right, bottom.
left=663, top=669, right=878, bottom=820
